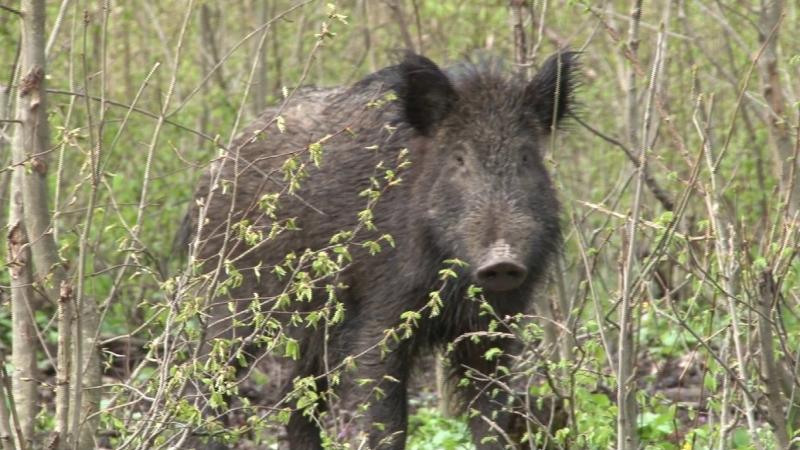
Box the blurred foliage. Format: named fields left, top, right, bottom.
left=407, top=408, right=473, bottom=450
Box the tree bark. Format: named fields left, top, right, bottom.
left=13, top=0, right=71, bottom=447
left=757, top=0, right=798, bottom=216
left=0, top=85, right=11, bottom=231
left=0, top=79, right=16, bottom=450
left=7, top=148, right=38, bottom=450
left=9, top=0, right=60, bottom=446
left=16, top=0, right=65, bottom=294
left=7, top=192, right=38, bottom=447
left=7, top=178, right=37, bottom=450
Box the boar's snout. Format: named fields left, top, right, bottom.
left=473, top=241, right=528, bottom=292
left=475, top=259, right=527, bottom=292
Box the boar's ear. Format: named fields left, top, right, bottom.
left=398, top=52, right=457, bottom=136
left=525, top=51, right=578, bottom=132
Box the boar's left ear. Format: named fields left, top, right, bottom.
left=398, top=52, right=458, bottom=136
left=525, top=51, right=578, bottom=132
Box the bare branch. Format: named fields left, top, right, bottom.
left=0, top=4, right=21, bottom=15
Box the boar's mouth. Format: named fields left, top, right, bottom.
left=472, top=240, right=528, bottom=292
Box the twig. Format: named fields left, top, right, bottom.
left=45, top=88, right=220, bottom=147
left=0, top=5, right=21, bottom=15
left=695, top=92, right=765, bottom=450
left=715, top=10, right=783, bottom=172
left=572, top=114, right=674, bottom=210
left=170, top=0, right=313, bottom=117
left=44, top=0, right=72, bottom=58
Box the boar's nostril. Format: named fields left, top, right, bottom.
left=474, top=260, right=528, bottom=292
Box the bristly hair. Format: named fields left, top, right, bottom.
left=363, top=50, right=581, bottom=135
left=440, top=50, right=581, bottom=133
left=444, top=53, right=529, bottom=116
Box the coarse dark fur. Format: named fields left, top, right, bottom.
left=184, top=51, right=577, bottom=449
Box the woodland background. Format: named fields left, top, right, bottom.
left=1, top=0, right=799, bottom=449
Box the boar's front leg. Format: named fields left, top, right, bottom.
left=287, top=407, right=324, bottom=450
left=335, top=324, right=412, bottom=450
left=451, top=340, right=519, bottom=450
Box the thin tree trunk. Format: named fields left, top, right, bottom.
left=410, top=0, right=423, bottom=53
left=617, top=3, right=643, bottom=450
left=0, top=85, right=11, bottom=231
left=14, top=1, right=75, bottom=447
left=9, top=0, right=61, bottom=446
left=7, top=174, right=37, bottom=450
left=56, top=283, right=72, bottom=450
left=70, top=4, right=109, bottom=448
left=200, top=4, right=231, bottom=100
left=0, top=349, right=21, bottom=450
left=624, top=0, right=642, bottom=150
left=5, top=84, right=32, bottom=449
left=16, top=0, right=66, bottom=293
left=0, top=65, right=18, bottom=450
left=361, top=0, right=376, bottom=73
left=756, top=271, right=791, bottom=449
left=252, top=0, right=270, bottom=115
left=0, top=358, right=14, bottom=450
left=757, top=0, right=797, bottom=216
left=509, top=0, right=528, bottom=76
left=385, top=0, right=415, bottom=51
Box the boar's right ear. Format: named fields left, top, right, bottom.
left=397, top=52, right=457, bottom=136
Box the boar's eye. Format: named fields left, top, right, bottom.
left=454, top=155, right=465, bottom=165
left=521, top=154, right=529, bottom=163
